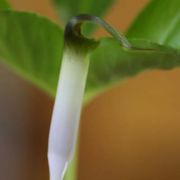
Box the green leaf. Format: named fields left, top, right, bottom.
left=0, top=10, right=64, bottom=96
left=127, top=0, right=180, bottom=49
left=85, top=38, right=180, bottom=101
left=53, top=0, right=116, bottom=34
left=0, top=0, right=10, bottom=9
left=0, top=11, right=77, bottom=180
left=1, top=10, right=180, bottom=101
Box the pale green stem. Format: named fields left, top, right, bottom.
left=48, top=14, right=132, bottom=180
left=48, top=48, right=90, bottom=180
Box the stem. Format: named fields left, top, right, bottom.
left=48, top=14, right=132, bottom=180
left=48, top=49, right=90, bottom=180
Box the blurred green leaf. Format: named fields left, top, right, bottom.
left=0, top=11, right=64, bottom=96
left=85, top=38, right=180, bottom=101
left=53, top=0, right=116, bottom=34
left=0, top=10, right=180, bottom=101
left=0, top=0, right=10, bottom=9
left=127, top=0, right=180, bottom=49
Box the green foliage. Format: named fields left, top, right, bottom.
left=1, top=10, right=180, bottom=100
left=53, top=0, right=116, bottom=34
left=86, top=38, right=180, bottom=100
left=0, top=11, right=63, bottom=95
left=0, top=0, right=180, bottom=100
left=127, top=0, right=180, bottom=49
left=53, top=0, right=116, bottom=24
left=0, top=1, right=180, bottom=180
left=0, top=0, right=10, bottom=9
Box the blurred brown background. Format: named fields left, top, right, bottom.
left=1, top=0, right=180, bottom=179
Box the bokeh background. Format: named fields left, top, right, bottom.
left=1, top=0, right=180, bottom=179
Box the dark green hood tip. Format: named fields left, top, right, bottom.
left=64, top=14, right=132, bottom=54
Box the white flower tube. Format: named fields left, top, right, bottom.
left=48, top=47, right=90, bottom=180
left=47, top=14, right=131, bottom=180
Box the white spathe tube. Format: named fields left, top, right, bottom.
left=48, top=47, right=90, bottom=180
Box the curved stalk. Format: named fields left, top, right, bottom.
left=48, top=49, right=90, bottom=180
left=48, top=14, right=132, bottom=180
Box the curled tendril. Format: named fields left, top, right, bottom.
left=64, top=14, right=132, bottom=49
left=64, top=14, right=157, bottom=54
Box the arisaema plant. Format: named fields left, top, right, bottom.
left=0, top=0, right=180, bottom=180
